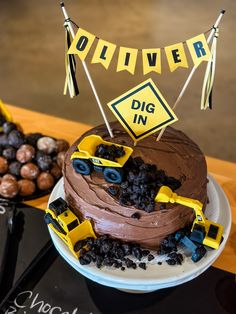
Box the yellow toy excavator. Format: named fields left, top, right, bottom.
left=155, top=186, right=224, bottom=250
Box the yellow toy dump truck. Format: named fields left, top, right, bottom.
left=155, top=186, right=224, bottom=250
left=44, top=197, right=96, bottom=258
left=0, top=100, right=13, bottom=131
left=71, top=134, right=133, bottom=184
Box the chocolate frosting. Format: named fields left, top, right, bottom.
left=63, top=122, right=207, bottom=249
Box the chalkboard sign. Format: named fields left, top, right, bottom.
left=0, top=203, right=235, bottom=314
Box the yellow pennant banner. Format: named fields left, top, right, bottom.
left=107, top=78, right=178, bottom=142
left=91, top=39, right=116, bottom=69
left=165, top=42, right=188, bottom=72
left=142, top=49, right=161, bottom=74
left=68, top=27, right=212, bottom=74
left=186, top=34, right=211, bottom=66
left=68, top=28, right=95, bottom=60
left=117, top=47, right=138, bottom=75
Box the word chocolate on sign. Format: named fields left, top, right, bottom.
left=68, top=27, right=211, bottom=74
left=108, top=78, right=178, bottom=142
left=4, top=290, right=83, bottom=314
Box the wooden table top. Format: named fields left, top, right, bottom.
left=6, top=104, right=236, bottom=275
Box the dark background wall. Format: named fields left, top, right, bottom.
left=0, top=0, right=235, bottom=161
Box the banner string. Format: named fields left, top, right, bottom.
left=68, top=17, right=212, bottom=51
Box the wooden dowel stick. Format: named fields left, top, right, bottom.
left=156, top=10, right=225, bottom=142
left=60, top=2, right=114, bottom=138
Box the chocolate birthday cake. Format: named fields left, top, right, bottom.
left=63, top=121, right=207, bottom=250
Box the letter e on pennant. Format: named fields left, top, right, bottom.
left=165, top=42, right=188, bottom=72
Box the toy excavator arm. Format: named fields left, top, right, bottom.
left=155, top=186, right=206, bottom=224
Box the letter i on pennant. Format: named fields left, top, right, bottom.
left=186, top=33, right=211, bottom=66
left=91, top=39, right=116, bottom=69
left=117, top=47, right=138, bottom=75
left=68, top=28, right=95, bottom=60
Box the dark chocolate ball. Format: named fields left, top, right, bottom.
left=0, top=156, right=8, bottom=174
left=16, top=144, right=35, bottom=163
left=0, top=179, right=19, bottom=198
left=55, top=139, right=69, bottom=153
left=3, top=122, right=17, bottom=134
left=36, top=151, right=52, bottom=171
left=9, top=161, right=22, bottom=176
left=56, top=151, right=66, bottom=169
left=2, top=147, right=16, bottom=161
left=25, top=133, right=43, bottom=147
left=20, top=163, right=40, bottom=180
left=0, top=134, right=9, bottom=147
left=37, top=172, right=54, bottom=190
left=18, top=179, right=36, bottom=196
left=37, top=137, right=56, bottom=154
left=8, top=130, right=25, bottom=149
left=50, top=163, right=62, bottom=179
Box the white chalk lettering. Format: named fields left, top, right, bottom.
left=42, top=303, right=52, bottom=313
left=30, top=293, right=44, bottom=312
left=5, top=290, right=80, bottom=314
left=14, top=290, right=33, bottom=308
left=5, top=306, right=17, bottom=314
left=50, top=306, right=63, bottom=314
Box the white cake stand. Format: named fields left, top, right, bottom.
left=47, top=175, right=231, bottom=293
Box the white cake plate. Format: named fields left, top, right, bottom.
left=47, top=175, right=231, bottom=293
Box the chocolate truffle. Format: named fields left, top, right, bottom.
left=37, top=172, right=54, bottom=190
left=36, top=151, right=52, bottom=171
left=0, top=179, right=19, bottom=198
left=16, top=144, right=35, bottom=163
left=50, top=163, right=62, bottom=179
left=56, top=151, right=66, bottom=169
left=0, top=156, right=8, bottom=174
left=8, top=130, right=25, bottom=149
left=55, top=139, right=69, bottom=153
left=18, top=179, right=36, bottom=196
left=3, top=147, right=16, bottom=161
left=37, top=137, right=56, bottom=154
left=9, top=161, right=22, bottom=176
left=20, top=163, right=40, bottom=180
left=2, top=174, right=17, bottom=182
left=3, top=122, right=17, bottom=134
left=25, top=133, right=43, bottom=147
left=0, top=134, right=9, bottom=147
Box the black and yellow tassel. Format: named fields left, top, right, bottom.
left=201, top=27, right=219, bottom=110
left=64, top=21, right=79, bottom=98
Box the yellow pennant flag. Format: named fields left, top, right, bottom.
left=68, top=28, right=95, bottom=60
left=186, top=33, right=211, bottom=66
left=91, top=39, right=116, bottom=69
left=165, top=42, right=188, bottom=72
left=142, top=49, right=161, bottom=75
left=117, top=47, right=138, bottom=75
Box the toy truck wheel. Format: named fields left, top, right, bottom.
left=44, top=213, right=53, bottom=225
left=191, top=245, right=206, bottom=263
left=103, top=167, right=123, bottom=184
left=72, top=159, right=92, bottom=175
